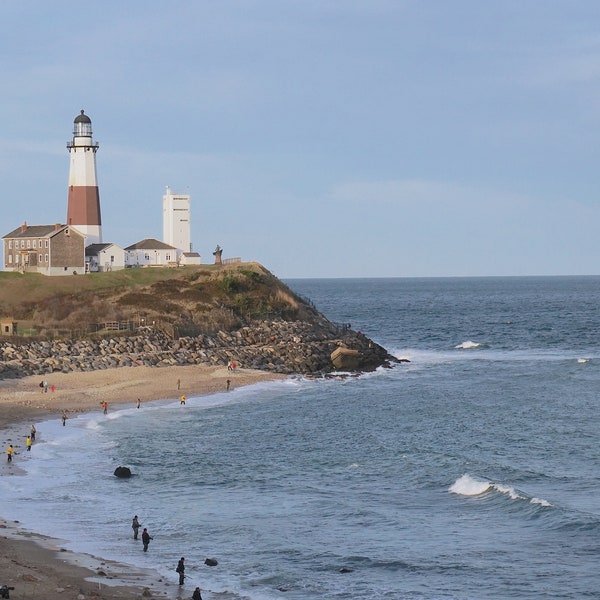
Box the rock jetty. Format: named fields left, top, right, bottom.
left=0, top=319, right=397, bottom=380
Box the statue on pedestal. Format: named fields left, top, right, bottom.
left=213, top=244, right=223, bottom=265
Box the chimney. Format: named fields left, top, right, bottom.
left=55, top=223, right=61, bottom=231
left=20, top=221, right=27, bottom=233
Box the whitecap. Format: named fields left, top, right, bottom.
left=455, top=340, right=480, bottom=350
left=531, top=497, right=552, bottom=507
left=493, top=483, right=524, bottom=501
left=577, top=358, right=590, bottom=364
left=448, top=474, right=491, bottom=496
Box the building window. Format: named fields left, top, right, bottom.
left=8, top=255, right=12, bottom=264
left=26, top=240, right=31, bottom=248
left=45, top=240, right=48, bottom=248
left=39, top=254, right=42, bottom=262
left=20, top=240, right=25, bottom=248
left=144, top=253, right=150, bottom=260
left=33, top=240, right=37, bottom=249
left=166, top=253, right=171, bottom=261
left=45, top=254, right=48, bottom=262
left=15, top=254, right=19, bottom=264
left=8, top=240, right=12, bottom=249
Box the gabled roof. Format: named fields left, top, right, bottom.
left=85, top=243, right=123, bottom=256
left=124, top=238, right=178, bottom=251
left=182, top=252, right=201, bottom=257
left=3, top=224, right=65, bottom=239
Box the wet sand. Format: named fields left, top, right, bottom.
left=0, top=365, right=285, bottom=599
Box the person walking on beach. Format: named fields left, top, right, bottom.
left=176, top=557, right=185, bottom=584
left=192, top=586, right=203, bottom=600
left=7, top=445, right=14, bottom=462
left=177, top=378, right=181, bottom=390
left=101, top=401, right=108, bottom=414
left=26, top=435, right=32, bottom=451
left=62, top=411, right=68, bottom=426
left=132, top=515, right=140, bottom=540
left=141, top=528, right=153, bottom=552
left=137, top=398, right=141, bottom=409
left=180, top=394, right=186, bottom=405
left=30, top=425, right=36, bottom=441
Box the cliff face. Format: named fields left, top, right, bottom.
left=0, top=263, right=398, bottom=379
left=0, top=262, right=321, bottom=336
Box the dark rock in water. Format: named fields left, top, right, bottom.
left=339, top=567, right=353, bottom=573
left=204, top=557, right=218, bottom=566
left=114, top=466, right=132, bottom=478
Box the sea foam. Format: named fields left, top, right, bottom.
left=448, top=474, right=491, bottom=495
left=455, top=340, right=481, bottom=349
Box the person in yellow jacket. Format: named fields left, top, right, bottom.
left=180, top=395, right=186, bottom=405
left=7, top=444, right=14, bottom=462
left=26, top=436, right=32, bottom=451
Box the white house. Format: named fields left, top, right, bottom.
left=124, top=238, right=180, bottom=268
left=179, top=251, right=201, bottom=266
left=85, top=243, right=126, bottom=272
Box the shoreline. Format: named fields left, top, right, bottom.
left=0, top=364, right=286, bottom=600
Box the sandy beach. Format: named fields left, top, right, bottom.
left=0, top=365, right=285, bottom=600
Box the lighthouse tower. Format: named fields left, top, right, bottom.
left=163, top=186, right=191, bottom=252
left=66, top=110, right=102, bottom=245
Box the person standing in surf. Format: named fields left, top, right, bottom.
left=132, top=515, right=140, bottom=540
left=176, top=557, right=185, bottom=584
left=142, top=527, right=153, bottom=552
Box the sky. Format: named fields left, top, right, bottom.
left=2, top=1, right=600, bottom=278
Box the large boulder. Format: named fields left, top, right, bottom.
left=114, top=466, right=132, bottom=478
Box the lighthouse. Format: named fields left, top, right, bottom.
left=66, top=110, right=102, bottom=245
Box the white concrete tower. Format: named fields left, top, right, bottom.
left=163, top=186, right=191, bottom=252
left=66, top=109, right=102, bottom=245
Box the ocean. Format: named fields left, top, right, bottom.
left=2, top=276, right=600, bottom=599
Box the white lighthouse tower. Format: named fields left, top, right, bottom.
left=163, top=186, right=191, bottom=252
left=66, top=110, right=102, bottom=245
